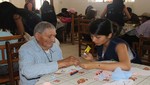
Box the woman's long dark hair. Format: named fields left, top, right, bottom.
left=89, top=19, right=120, bottom=38
left=0, top=2, right=35, bottom=34
left=0, top=2, right=18, bottom=33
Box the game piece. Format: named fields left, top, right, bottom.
left=70, top=70, right=78, bottom=76
left=77, top=78, right=88, bottom=84
left=143, top=67, right=150, bottom=70
left=129, top=77, right=137, bottom=81
left=78, top=71, right=84, bottom=74
left=53, top=79, right=60, bottom=83
left=103, top=78, right=109, bottom=81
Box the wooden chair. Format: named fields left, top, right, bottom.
left=0, top=35, right=25, bottom=85
left=78, top=18, right=95, bottom=56
left=138, top=36, right=150, bottom=65
left=133, top=35, right=150, bottom=65
left=62, top=13, right=85, bottom=44
left=70, top=13, right=80, bottom=44
left=65, top=14, right=84, bottom=44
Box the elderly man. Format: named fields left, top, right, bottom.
left=19, top=21, right=80, bottom=85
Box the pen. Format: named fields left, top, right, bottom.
left=70, top=70, right=79, bottom=76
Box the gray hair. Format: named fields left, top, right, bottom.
left=33, top=21, right=56, bottom=35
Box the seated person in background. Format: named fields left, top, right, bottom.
left=57, top=8, right=71, bottom=25
left=79, top=19, right=140, bottom=71
left=120, top=12, right=150, bottom=47
left=85, top=8, right=97, bottom=20
left=57, top=8, right=71, bottom=18
left=85, top=5, right=97, bottom=20
left=85, top=5, right=93, bottom=16
left=125, top=7, right=140, bottom=24
left=56, top=8, right=72, bottom=42
left=19, top=21, right=80, bottom=85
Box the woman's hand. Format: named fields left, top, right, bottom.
left=82, top=53, right=94, bottom=61
left=79, top=62, right=97, bottom=70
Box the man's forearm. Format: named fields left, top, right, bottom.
left=21, top=62, right=58, bottom=79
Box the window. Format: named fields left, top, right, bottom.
left=126, top=0, right=135, bottom=2
left=88, top=0, right=135, bottom=2
left=88, top=0, right=103, bottom=2
left=0, top=0, right=9, bottom=3
left=104, top=0, right=112, bottom=3
left=35, top=0, right=50, bottom=10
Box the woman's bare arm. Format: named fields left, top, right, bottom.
left=96, top=43, right=131, bottom=71
left=100, top=7, right=107, bottom=18
left=13, top=14, right=25, bottom=35
left=124, top=6, right=131, bottom=19
left=80, top=43, right=131, bottom=71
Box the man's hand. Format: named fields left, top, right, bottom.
left=58, top=56, right=80, bottom=68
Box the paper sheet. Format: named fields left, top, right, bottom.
left=103, top=79, right=134, bottom=85
left=130, top=67, right=150, bottom=76
left=55, top=65, right=82, bottom=73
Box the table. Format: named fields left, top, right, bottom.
left=35, top=63, right=150, bottom=85
left=120, top=23, right=137, bottom=35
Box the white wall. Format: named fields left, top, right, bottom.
left=53, top=0, right=60, bottom=14
left=133, top=0, right=150, bottom=15
left=57, top=0, right=150, bottom=16
left=10, top=0, right=25, bottom=8
left=9, top=0, right=150, bottom=16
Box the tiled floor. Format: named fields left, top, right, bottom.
left=60, top=43, right=79, bottom=58
left=60, top=43, right=87, bottom=62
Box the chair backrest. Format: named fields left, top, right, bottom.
left=138, top=35, right=150, bottom=65
left=78, top=18, right=91, bottom=39
left=0, top=35, right=23, bottom=64
left=78, top=18, right=95, bottom=56
left=70, top=14, right=79, bottom=44
left=0, top=35, right=23, bottom=41
left=6, top=41, right=25, bottom=84
left=0, top=35, right=24, bottom=84
left=0, top=44, right=7, bottom=64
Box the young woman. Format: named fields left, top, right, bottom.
left=101, top=0, right=131, bottom=27
left=40, top=1, right=57, bottom=27
left=79, top=19, right=140, bottom=71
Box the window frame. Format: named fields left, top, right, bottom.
left=0, top=0, right=9, bottom=3
left=35, top=0, right=51, bottom=10
left=88, top=0, right=135, bottom=3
